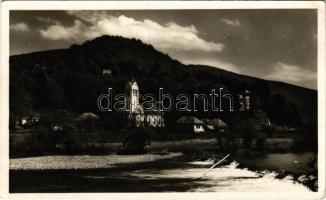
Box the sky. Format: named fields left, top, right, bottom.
left=10, top=10, right=317, bottom=89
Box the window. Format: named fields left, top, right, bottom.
left=133, top=90, right=138, bottom=96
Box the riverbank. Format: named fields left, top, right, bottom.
left=10, top=130, right=304, bottom=157
left=9, top=152, right=182, bottom=170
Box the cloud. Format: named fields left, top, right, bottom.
left=35, top=16, right=61, bottom=25
left=265, top=62, right=316, bottom=87
left=39, top=20, right=88, bottom=41
left=66, top=10, right=108, bottom=23
left=10, top=22, right=29, bottom=32
left=221, top=18, right=240, bottom=27
left=39, top=12, right=225, bottom=52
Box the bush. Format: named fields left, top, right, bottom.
left=30, top=126, right=59, bottom=154
left=59, top=132, right=81, bottom=154
left=256, top=137, right=266, bottom=152
left=219, top=131, right=241, bottom=153
left=121, top=129, right=151, bottom=154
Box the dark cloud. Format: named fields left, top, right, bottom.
left=10, top=10, right=317, bottom=89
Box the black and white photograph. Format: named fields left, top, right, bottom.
left=1, top=1, right=325, bottom=199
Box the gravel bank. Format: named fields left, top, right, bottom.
left=10, top=153, right=182, bottom=170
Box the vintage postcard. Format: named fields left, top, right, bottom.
left=0, top=1, right=325, bottom=200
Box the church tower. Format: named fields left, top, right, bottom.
left=124, top=79, right=144, bottom=127
left=238, top=89, right=251, bottom=111
left=125, top=79, right=140, bottom=113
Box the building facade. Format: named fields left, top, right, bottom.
left=176, top=116, right=205, bottom=133
left=125, top=79, right=164, bottom=128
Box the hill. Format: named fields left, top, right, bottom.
left=9, top=35, right=317, bottom=127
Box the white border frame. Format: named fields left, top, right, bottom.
left=0, top=1, right=325, bottom=200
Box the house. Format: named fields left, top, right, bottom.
left=125, top=79, right=164, bottom=128
left=102, top=69, right=112, bottom=76
left=207, top=118, right=228, bottom=133
left=176, top=116, right=205, bottom=133
left=16, top=111, right=41, bottom=126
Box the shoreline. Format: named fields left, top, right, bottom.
left=9, top=152, right=182, bottom=170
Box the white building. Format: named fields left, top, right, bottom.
left=176, top=116, right=205, bottom=133
left=102, top=69, right=112, bottom=76
left=125, top=79, right=164, bottom=128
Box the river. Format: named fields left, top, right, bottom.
left=10, top=152, right=315, bottom=192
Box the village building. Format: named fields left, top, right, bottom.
left=16, top=111, right=41, bottom=126
left=102, top=69, right=112, bottom=76
left=176, top=116, right=205, bottom=133
left=143, top=102, right=165, bottom=127
left=207, top=118, right=228, bottom=133
left=125, top=79, right=164, bottom=128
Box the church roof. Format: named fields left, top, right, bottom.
left=125, top=79, right=139, bottom=90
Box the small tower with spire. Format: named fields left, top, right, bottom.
left=238, top=89, right=251, bottom=111
left=125, top=79, right=140, bottom=114
left=124, top=79, right=144, bottom=127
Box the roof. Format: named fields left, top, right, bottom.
left=22, top=111, right=40, bottom=117
left=176, top=116, right=204, bottom=124
left=208, top=118, right=228, bottom=128
left=15, top=125, right=24, bottom=130
left=124, top=79, right=139, bottom=90
left=133, top=105, right=144, bottom=114
left=201, top=118, right=210, bottom=123
left=76, top=112, right=99, bottom=121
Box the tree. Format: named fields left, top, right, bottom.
left=122, top=129, right=150, bottom=154
left=9, top=83, right=33, bottom=129
left=233, top=118, right=257, bottom=149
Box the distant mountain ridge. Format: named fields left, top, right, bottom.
left=10, top=35, right=317, bottom=125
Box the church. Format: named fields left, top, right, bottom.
left=125, top=79, right=165, bottom=128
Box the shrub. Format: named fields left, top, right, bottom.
left=59, top=132, right=81, bottom=154
left=121, top=129, right=151, bottom=154
left=256, top=137, right=266, bottom=152
left=31, top=126, right=59, bottom=154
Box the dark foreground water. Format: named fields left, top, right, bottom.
left=234, top=152, right=316, bottom=175
left=10, top=152, right=315, bottom=193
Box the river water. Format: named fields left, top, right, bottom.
left=10, top=153, right=315, bottom=192
left=234, top=152, right=316, bottom=175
